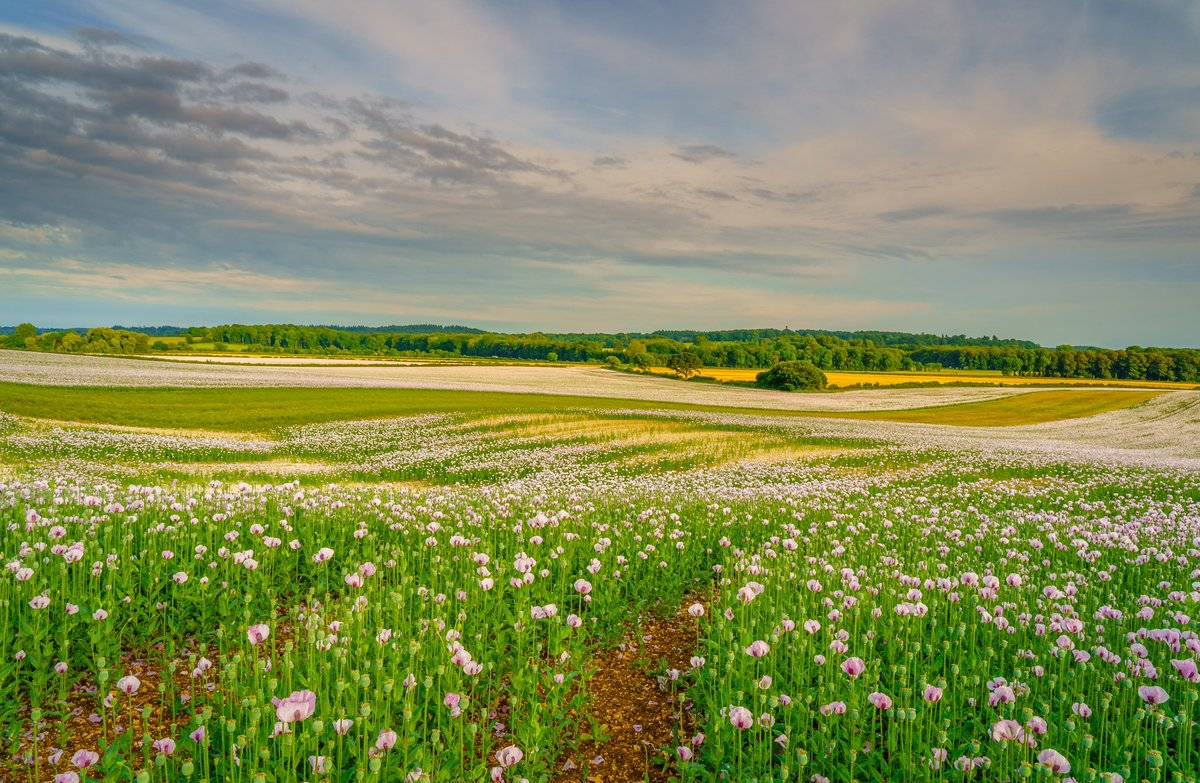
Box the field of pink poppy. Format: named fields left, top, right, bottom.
left=1, top=381, right=1198, bottom=783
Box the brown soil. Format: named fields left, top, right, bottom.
left=552, top=599, right=703, bottom=783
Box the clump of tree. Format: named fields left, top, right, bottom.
left=4, top=323, right=37, bottom=350
left=756, top=361, right=827, bottom=391
left=666, top=350, right=703, bottom=379
left=32, top=327, right=149, bottom=354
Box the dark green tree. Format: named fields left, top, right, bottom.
left=667, top=350, right=703, bottom=379
left=756, top=361, right=827, bottom=391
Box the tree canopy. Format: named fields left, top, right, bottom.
left=756, top=361, right=828, bottom=391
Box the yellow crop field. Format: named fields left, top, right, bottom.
left=649, top=366, right=1196, bottom=390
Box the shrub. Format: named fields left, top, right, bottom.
left=756, top=360, right=827, bottom=391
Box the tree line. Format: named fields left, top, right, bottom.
left=5, top=322, right=1198, bottom=383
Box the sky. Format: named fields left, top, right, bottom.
left=0, top=1, right=1198, bottom=347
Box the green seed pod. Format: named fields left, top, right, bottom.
left=181, top=761, right=194, bottom=777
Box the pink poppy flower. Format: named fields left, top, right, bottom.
left=495, top=745, right=523, bottom=767
left=991, top=720, right=1024, bottom=743
left=116, top=675, right=140, bottom=695
left=375, top=730, right=398, bottom=751
left=246, top=624, right=270, bottom=645
left=272, top=690, right=317, bottom=723
left=1037, top=749, right=1070, bottom=774
left=1171, top=659, right=1198, bottom=683
left=745, top=640, right=770, bottom=658
left=72, top=750, right=100, bottom=769
left=728, top=706, right=754, bottom=730
left=841, top=657, right=865, bottom=678
left=1138, top=685, right=1169, bottom=705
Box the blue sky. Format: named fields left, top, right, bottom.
left=1, top=1, right=1198, bottom=346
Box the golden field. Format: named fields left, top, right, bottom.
left=649, top=366, right=1198, bottom=390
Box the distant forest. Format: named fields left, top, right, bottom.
left=3, top=322, right=1199, bottom=383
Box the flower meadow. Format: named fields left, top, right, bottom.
left=1, top=401, right=1199, bottom=782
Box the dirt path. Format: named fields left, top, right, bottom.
left=553, top=600, right=703, bottom=783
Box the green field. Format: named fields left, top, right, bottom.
left=0, top=382, right=1159, bottom=432
left=1, top=378, right=1195, bottom=783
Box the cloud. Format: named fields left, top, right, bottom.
left=672, top=144, right=737, bottom=163
left=592, top=155, right=627, bottom=168
left=1, top=2, right=1199, bottom=343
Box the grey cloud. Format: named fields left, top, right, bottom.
left=672, top=143, right=736, bottom=163
left=592, top=155, right=627, bottom=168
left=697, top=188, right=737, bottom=201
left=981, top=204, right=1134, bottom=227
left=878, top=206, right=951, bottom=222
left=747, top=187, right=821, bottom=204
left=0, top=34, right=313, bottom=140
left=221, top=82, right=290, bottom=104
left=223, top=62, right=285, bottom=81
left=74, top=27, right=148, bottom=50
left=346, top=98, right=560, bottom=183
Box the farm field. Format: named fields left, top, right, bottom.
left=2, top=356, right=1199, bottom=783
left=649, top=366, right=1200, bottom=390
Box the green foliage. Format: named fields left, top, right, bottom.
left=667, top=350, right=703, bottom=379
left=4, top=323, right=36, bottom=349
left=6, top=319, right=1199, bottom=382
left=28, top=327, right=149, bottom=354
left=755, top=360, right=828, bottom=391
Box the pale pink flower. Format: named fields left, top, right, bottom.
left=246, top=624, right=270, bottom=645
left=745, top=640, right=770, bottom=658
left=272, top=690, right=317, bottom=723
left=72, top=750, right=100, bottom=769
left=728, top=706, right=753, bottom=730
left=991, top=720, right=1024, bottom=743
left=376, top=730, right=398, bottom=751
left=1037, top=749, right=1070, bottom=774
left=841, top=657, right=865, bottom=678
left=1138, top=685, right=1169, bottom=705
left=495, top=744, right=523, bottom=767
left=1171, top=659, right=1198, bottom=683
left=116, top=675, right=140, bottom=695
